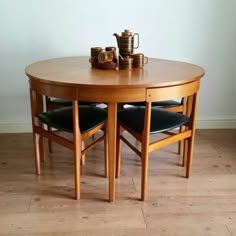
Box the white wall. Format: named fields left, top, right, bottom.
left=0, top=0, right=236, bottom=132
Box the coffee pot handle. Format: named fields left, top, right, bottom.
left=133, top=33, right=139, bottom=49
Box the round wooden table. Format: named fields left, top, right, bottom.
left=25, top=56, right=205, bottom=202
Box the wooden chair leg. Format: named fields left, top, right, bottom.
left=39, top=136, right=45, bottom=162
left=141, top=143, right=149, bottom=201
left=104, top=130, right=108, bottom=178
left=47, top=125, right=53, bottom=153
left=80, top=141, right=85, bottom=166
left=141, top=155, right=149, bottom=201
left=182, top=126, right=188, bottom=167
left=182, top=138, right=188, bottom=167
left=178, top=126, right=184, bottom=155
left=74, top=151, right=81, bottom=200
left=186, top=135, right=195, bottom=178
left=115, top=124, right=121, bottom=178
left=33, top=132, right=41, bottom=175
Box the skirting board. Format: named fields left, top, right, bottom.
left=196, top=117, right=236, bottom=129
left=0, top=123, right=32, bottom=133
left=0, top=117, right=235, bottom=133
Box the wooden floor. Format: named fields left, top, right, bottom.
left=0, top=130, right=235, bottom=235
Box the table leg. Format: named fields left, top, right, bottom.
left=107, top=102, right=117, bottom=202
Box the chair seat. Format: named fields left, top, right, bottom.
left=49, top=98, right=98, bottom=106
left=118, top=107, right=189, bottom=134
left=126, top=100, right=181, bottom=107
left=38, top=106, right=107, bottom=133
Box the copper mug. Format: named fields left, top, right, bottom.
left=131, top=53, right=148, bottom=68
left=119, top=55, right=133, bottom=70
left=105, top=46, right=117, bottom=63
left=98, top=51, right=114, bottom=63
left=105, top=46, right=116, bottom=52
left=90, top=47, right=103, bottom=66
left=91, top=47, right=103, bottom=57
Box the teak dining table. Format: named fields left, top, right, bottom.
left=25, top=56, right=205, bottom=202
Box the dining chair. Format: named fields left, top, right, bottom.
left=29, top=82, right=108, bottom=200
left=45, top=97, right=100, bottom=162
left=122, top=99, right=187, bottom=155
left=116, top=80, right=200, bottom=200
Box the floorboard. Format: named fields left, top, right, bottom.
left=0, top=130, right=235, bottom=235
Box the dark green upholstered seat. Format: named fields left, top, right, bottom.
left=48, top=98, right=98, bottom=106
left=125, top=100, right=180, bottom=107
left=118, top=107, right=188, bottom=134
left=38, top=106, right=107, bottom=133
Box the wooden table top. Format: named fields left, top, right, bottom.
left=25, top=56, right=205, bottom=89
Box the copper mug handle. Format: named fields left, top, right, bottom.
left=144, top=56, right=148, bottom=64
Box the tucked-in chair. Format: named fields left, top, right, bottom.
left=116, top=80, right=200, bottom=200
left=45, top=97, right=100, bottom=164
left=30, top=84, right=107, bottom=200
left=123, top=99, right=187, bottom=154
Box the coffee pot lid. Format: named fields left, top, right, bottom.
left=122, top=29, right=132, bottom=36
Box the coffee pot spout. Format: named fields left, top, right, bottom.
left=113, top=33, right=120, bottom=48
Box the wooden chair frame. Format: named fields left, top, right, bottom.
left=123, top=98, right=187, bottom=155
left=153, top=98, right=187, bottom=156
left=116, top=80, right=200, bottom=201
left=29, top=80, right=108, bottom=200
left=45, top=96, right=97, bottom=166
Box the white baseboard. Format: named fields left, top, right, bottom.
left=0, top=123, right=32, bottom=133
left=0, top=117, right=235, bottom=133
left=196, top=116, right=236, bottom=129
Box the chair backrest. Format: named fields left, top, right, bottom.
left=147, top=81, right=200, bottom=116
left=29, top=79, right=78, bottom=118
left=146, top=80, right=200, bottom=103
left=29, top=79, right=77, bottom=100
left=142, top=80, right=201, bottom=139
